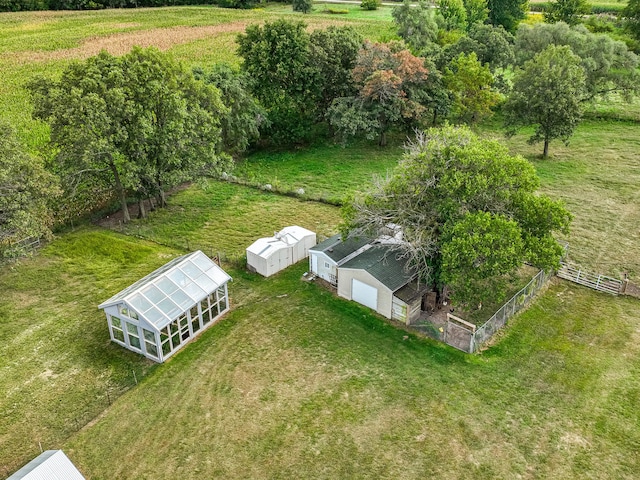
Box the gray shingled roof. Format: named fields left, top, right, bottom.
left=310, top=234, right=371, bottom=263
left=340, top=245, right=415, bottom=291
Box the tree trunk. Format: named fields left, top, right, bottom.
left=138, top=198, right=146, bottom=219
left=109, top=160, right=130, bottom=223
left=432, top=109, right=438, bottom=126
left=158, top=189, right=167, bottom=208
left=148, top=195, right=156, bottom=212
left=543, top=138, right=549, bottom=159
left=379, top=130, right=387, bottom=147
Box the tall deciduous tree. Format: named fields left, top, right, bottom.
left=310, top=26, right=364, bottom=113
left=343, top=125, right=571, bottom=307
left=392, top=0, right=441, bottom=52
left=487, top=0, right=528, bottom=32
left=515, top=22, right=640, bottom=102
left=443, top=52, right=501, bottom=123
left=438, top=0, right=467, bottom=31
left=621, top=0, right=640, bottom=41
left=504, top=45, right=586, bottom=158
left=29, top=47, right=227, bottom=222
left=439, top=23, right=515, bottom=71
left=0, top=122, right=59, bottom=255
left=194, top=63, right=266, bottom=157
left=237, top=20, right=319, bottom=144
left=328, top=41, right=430, bottom=146
left=544, top=0, right=590, bottom=26
left=463, top=0, right=489, bottom=28
left=29, top=51, right=133, bottom=222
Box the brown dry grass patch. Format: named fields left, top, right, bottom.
left=9, top=22, right=250, bottom=63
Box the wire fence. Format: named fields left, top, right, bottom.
left=471, top=269, right=554, bottom=352
left=2, top=367, right=146, bottom=480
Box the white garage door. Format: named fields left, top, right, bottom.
left=352, top=279, right=378, bottom=311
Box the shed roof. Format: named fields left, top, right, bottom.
left=340, top=246, right=415, bottom=292
left=98, top=251, right=231, bottom=331
left=310, top=234, right=371, bottom=263
left=7, top=450, right=85, bottom=480
left=247, top=225, right=316, bottom=259
left=246, top=236, right=289, bottom=258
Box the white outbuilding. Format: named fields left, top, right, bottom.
left=246, top=225, right=316, bottom=277
left=8, top=450, right=85, bottom=480
left=98, top=251, right=231, bottom=363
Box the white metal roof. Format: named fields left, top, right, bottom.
left=7, top=450, right=85, bottom=480
left=98, top=251, right=231, bottom=330
left=246, top=226, right=314, bottom=259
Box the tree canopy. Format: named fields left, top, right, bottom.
left=328, top=41, right=430, bottom=146
left=29, top=47, right=228, bottom=222
left=0, top=122, right=59, bottom=255
left=194, top=63, right=266, bottom=157
left=487, top=0, right=528, bottom=33
left=515, top=22, right=640, bottom=102
left=504, top=44, right=586, bottom=157
left=544, top=0, right=590, bottom=26
left=343, top=125, right=571, bottom=307
left=237, top=20, right=363, bottom=145
left=444, top=52, right=501, bottom=124
left=621, top=0, right=640, bottom=42
left=392, top=0, right=441, bottom=52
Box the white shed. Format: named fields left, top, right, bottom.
left=99, top=251, right=231, bottom=363
left=246, top=225, right=316, bottom=277
left=7, top=450, right=85, bottom=480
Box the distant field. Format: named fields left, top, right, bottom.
left=0, top=5, right=396, bottom=147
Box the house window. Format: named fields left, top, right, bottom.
left=324, top=261, right=330, bottom=268
left=110, top=316, right=125, bottom=343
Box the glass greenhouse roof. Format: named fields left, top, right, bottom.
left=99, top=251, right=231, bottom=330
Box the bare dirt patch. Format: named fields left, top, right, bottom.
left=10, top=22, right=250, bottom=63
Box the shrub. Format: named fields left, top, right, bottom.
left=292, top=0, right=312, bottom=13
left=361, top=0, right=380, bottom=10
left=324, top=7, right=348, bottom=14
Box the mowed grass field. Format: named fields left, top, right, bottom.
left=1, top=4, right=639, bottom=479
left=65, top=263, right=640, bottom=479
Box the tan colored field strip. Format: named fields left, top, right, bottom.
left=8, top=22, right=250, bottom=63
left=6, top=18, right=353, bottom=64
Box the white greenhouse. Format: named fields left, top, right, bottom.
left=246, top=225, right=316, bottom=277
left=98, top=251, right=231, bottom=363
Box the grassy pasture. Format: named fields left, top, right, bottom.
left=0, top=184, right=340, bottom=476
left=64, top=262, right=640, bottom=479
left=235, top=117, right=640, bottom=277
left=115, top=182, right=342, bottom=253
left=0, top=229, right=173, bottom=477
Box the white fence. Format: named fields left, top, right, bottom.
left=557, top=261, right=622, bottom=295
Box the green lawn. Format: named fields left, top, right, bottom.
left=0, top=229, right=173, bottom=477
left=116, top=182, right=342, bottom=255
left=64, top=262, right=640, bottom=479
